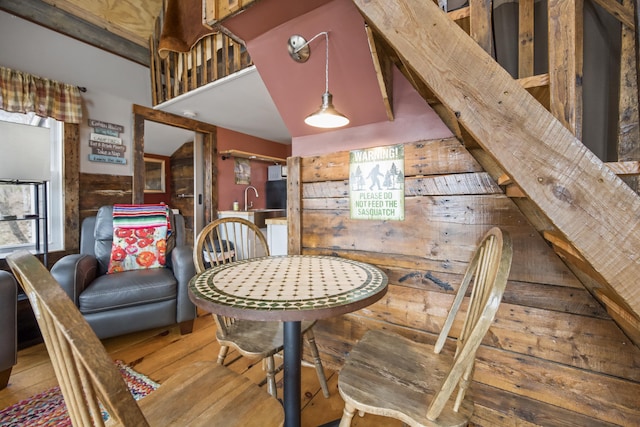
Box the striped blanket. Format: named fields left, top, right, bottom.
left=107, top=204, right=172, bottom=273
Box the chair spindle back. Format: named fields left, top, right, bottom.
left=194, top=217, right=269, bottom=272
left=193, top=217, right=270, bottom=336
left=7, top=251, right=149, bottom=426
left=427, top=227, right=512, bottom=420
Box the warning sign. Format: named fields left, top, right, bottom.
left=349, top=145, right=404, bottom=221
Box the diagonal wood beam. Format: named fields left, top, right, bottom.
left=365, top=25, right=394, bottom=121
left=353, top=0, right=640, bottom=319
left=591, top=0, right=634, bottom=29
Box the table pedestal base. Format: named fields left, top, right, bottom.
left=283, top=321, right=302, bottom=427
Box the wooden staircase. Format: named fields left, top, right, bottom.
left=354, top=0, right=640, bottom=346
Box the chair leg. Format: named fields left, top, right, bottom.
left=265, top=355, right=277, bottom=398
left=339, top=403, right=357, bottom=427
left=304, top=329, right=330, bottom=398
left=179, top=319, right=194, bottom=335
left=217, top=346, right=229, bottom=365
left=0, top=367, right=11, bottom=390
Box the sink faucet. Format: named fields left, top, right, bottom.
left=244, top=185, right=259, bottom=211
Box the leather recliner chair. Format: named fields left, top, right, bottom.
left=0, top=270, right=17, bottom=390
left=50, top=206, right=196, bottom=339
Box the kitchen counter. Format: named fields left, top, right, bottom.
left=218, top=209, right=285, bottom=228
left=265, top=216, right=287, bottom=225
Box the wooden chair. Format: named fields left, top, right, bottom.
left=193, top=217, right=330, bottom=398
left=7, top=250, right=284, bottom=427
left=337, top=227, right=513, bottom=427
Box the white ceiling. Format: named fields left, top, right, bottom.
left=0, top=10, right=291, bottom=157
left=154, top=66, right=291, bottom=145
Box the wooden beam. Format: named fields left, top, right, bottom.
left=448, top=6, right=470, bottom=21
left=595, top=288, right=640, bottom=347
left=132, top=104, right=217, bottom=133
left=219, top=149, right=285, bottom=164
left=353, top=0, right=640, bottom=319
left=497, top=174, right=512, bottom=186
left=606, top=161, right=640, bottom=176
left=517, top=73, right=550, bottom=89
left=132, top=113, right=145, bottom=204
left=517, top=73, right=550, bottom=109
left=287, top=157, right=302, bottom=256
left=365, top=25, right=394, bottom=121
left=203, top=131, right=217, bottom=224
left=548, top=0, right=583, bottom=139
left=0, top=0, right=150, bottom=66
left=63, top=124, right=80, bottom=254
left=518, top=0, right=535, bottom=78
left=469, top=0, right=493, bottom=54
left=634, top=0, right=640, bottom=97
left=619, top=0, right=640, bottom=192
left=591, top=0, right=635, bottom=29
left=502, top=161, right=640, bottom=182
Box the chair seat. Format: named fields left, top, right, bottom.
left=217, top=319, right=316, bottom=358
left=338, top=330, right=473, bottom=427
left=107, top=361, right=283, bottom=427
left=79, top=268, right=177, bottom=314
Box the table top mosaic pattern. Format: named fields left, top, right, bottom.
left=189, top=255, right=388, bottom=312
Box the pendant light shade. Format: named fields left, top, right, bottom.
left=288, top=32, right=349, bottom=129
left=304, top=92, right=350, bottom=128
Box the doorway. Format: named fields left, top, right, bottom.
left=132, top=104, right=218, bottom=245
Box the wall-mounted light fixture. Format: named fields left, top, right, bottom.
left=287, top=31, right=350, bottom=129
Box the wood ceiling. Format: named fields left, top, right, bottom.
left=0, top=0, right=161, bottom=66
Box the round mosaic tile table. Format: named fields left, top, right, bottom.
left=188, top=255, right=388, bottom=427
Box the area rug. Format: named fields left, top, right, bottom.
left=0, top=360, right=159, bottom=426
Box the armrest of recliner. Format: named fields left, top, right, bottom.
left=170, top=245, right=197, bottom=323
left=50, top=254, right=98, bottom=305
left=0, top=271, right=17, bottom=376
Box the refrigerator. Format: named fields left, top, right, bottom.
left=265, top=179, right=287, bottom=209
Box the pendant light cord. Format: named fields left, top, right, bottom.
left=323, top=32, right=329, bottom=94
left=294, top=31, right=330, bottom=93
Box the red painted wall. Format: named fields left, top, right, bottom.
left=244, top=0, right=389, bottom=138
left=217, top=128, right=291, bottom=211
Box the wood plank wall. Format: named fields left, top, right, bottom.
left=78, top=173, right=132, bottom=223
left=170, top=142, right=194, bottom=247
left=291, top=138, right=640, bottom=426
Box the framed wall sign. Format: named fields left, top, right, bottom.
left=144, top=157, right=165, bottom=193
left=349, top=144, right=405, bottom=221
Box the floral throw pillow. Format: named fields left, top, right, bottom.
left=107, top=204, right=172, bottom=274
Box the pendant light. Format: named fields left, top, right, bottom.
left=288, top=32, right=349, bottom=129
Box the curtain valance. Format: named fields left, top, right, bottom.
left=0, top=66, right=82, bottom=123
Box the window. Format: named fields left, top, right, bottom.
left=0, top=111, right=64, bottom=257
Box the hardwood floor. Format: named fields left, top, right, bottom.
left=0, top=313, right=398, bottom=426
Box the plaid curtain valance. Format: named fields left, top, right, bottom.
left=0, top=66, right=82, bottom=123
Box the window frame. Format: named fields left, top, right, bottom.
left=0, top=113, right=64, bottom=258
